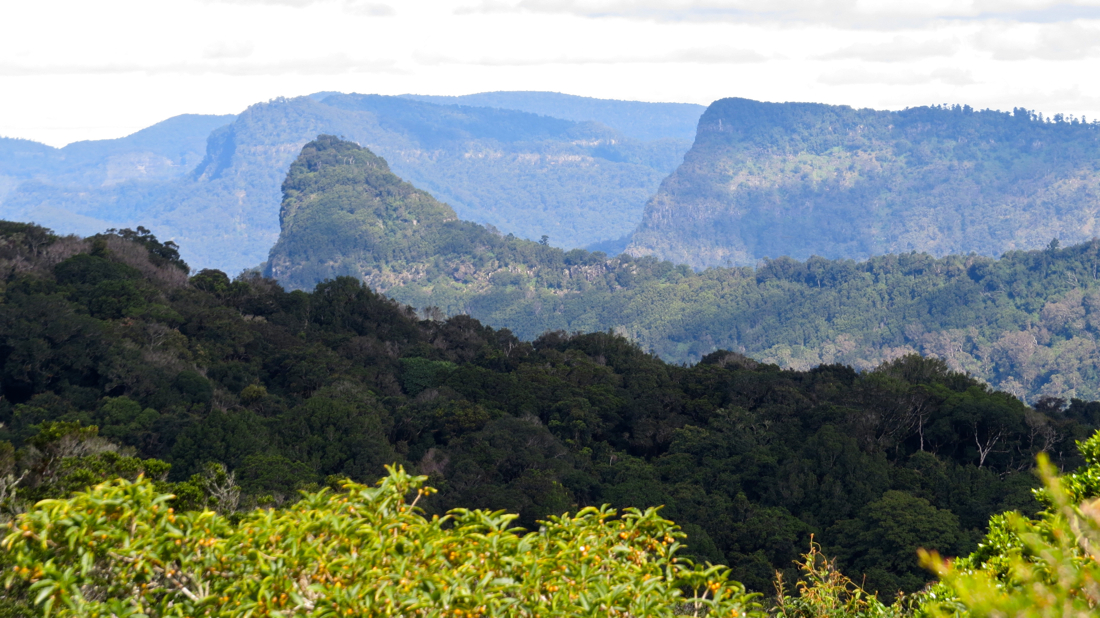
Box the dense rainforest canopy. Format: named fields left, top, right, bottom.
left=267, top=136, right=1100, bottom=403
left=3, top=220, right=1097, bottom=602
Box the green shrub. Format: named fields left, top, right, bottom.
left=2, top=466, right=760, bottom=617
left=774, top=541, right=910, bottom=618
left=921, top=433, right=1100, bottom=617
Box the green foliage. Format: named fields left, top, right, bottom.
left=0, top=222, right=56, bottom=268
left=1, top=220, right=1094, bottom=597
left=921, top=452, right=1100, bottom=617
left=1052, top=430, right=1100, bottom=505
left=2, top=467, right=760, bottom=617
left=104, top=226, right=189, bottom=272
left=774, top=542, right=910, bottom=618
left=54, top=253, right=141, bottom=286
left=0, top=421, right=180, bottom=518
left=401, top=357, right=458, bottom=396
left=830, top=491, right=964, bottom=598
left=190, top=269, right=231, bottom=294
left=945, top=429, right=1100, bottom=590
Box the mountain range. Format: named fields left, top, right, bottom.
left=7, top=94, right=1099, bottom=277
left=267, top=136, right=1100, bottom=404
left=0, top=113, right=233, bottom=199
left=8, top=93, right=1100, bottom=403
left=0, top=92, right=699, bottom=272
left=628, top=98, right=1100, bottom=269
left=400, top=91, right=704, bottom=142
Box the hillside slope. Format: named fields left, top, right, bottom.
left=627, top=98, right=1100, bottom=269
left=1, top=94, right=691, bottom=271
left=268, top=137, right=1100, bottom=403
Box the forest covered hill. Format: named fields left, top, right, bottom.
left=268, top=137, right=1100, bottom=404
left=0, top=93, right=694, bottom=272
left=626, top=98, right=1100, bottom=269
left=2, top=219, right=1094, bottom=598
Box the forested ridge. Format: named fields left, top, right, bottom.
left=400, top=91, right=705, bottom=142
left=268, top=136, right=1100, bottom=403
left=2, top=219, right=1097, bottom=608
left=628, top=98, right=1100, bottom=269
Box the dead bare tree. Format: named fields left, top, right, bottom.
left=202, top=463, right=241, bottom=513
left=974, top=422, right=1005, bottom=468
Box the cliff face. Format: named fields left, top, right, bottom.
left=627, top=98, right=1100, bottom=269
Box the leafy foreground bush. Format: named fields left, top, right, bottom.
left=774, top=542, right=910, bottom=618
left=2, top=466, right=759, bottom=617
left=922, top=431, right=1100, bottom=617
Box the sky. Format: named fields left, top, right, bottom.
left=3, top=0, right=1100, bottom=147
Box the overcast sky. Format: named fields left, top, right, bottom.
left=4, top=0, right=1100, bottom=147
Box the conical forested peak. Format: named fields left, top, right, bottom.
left=288, top=134, right=391, bottom=177
left=265, top=135, right=459, bottom=287
left=280, top=135, right=436, bottom=211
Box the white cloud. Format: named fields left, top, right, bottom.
left=0, top=55, right=399, bottom=77
left=206, top=0, right=394, bottom=12
left=666, top=46, right=768, bottom=63
left=4, top=0, right=1100, bottom=147
left=929, top=67, right=978, bottom=86
left=820, top=36, right=960, bottom=62
left=344, top=1, right=395, bottom=15
left=203, top=41, right=255, bottom=59
left=456, top=0, right=1100, bottom=27
left=205, top=0, right=323, bottom=6
left=967, top=84, right=1100, bottom=111
left=416, top=46, right=766, bottom=66
left=967, top=0, right=1100, bottom=22
left=973, top=22, right=1100, bottom=60
left=819, top=66, right=976, bottom=86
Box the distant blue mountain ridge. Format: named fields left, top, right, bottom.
left=0, top=92, right=701, bottom=272
left=400, top=91, right=705, bottom=142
